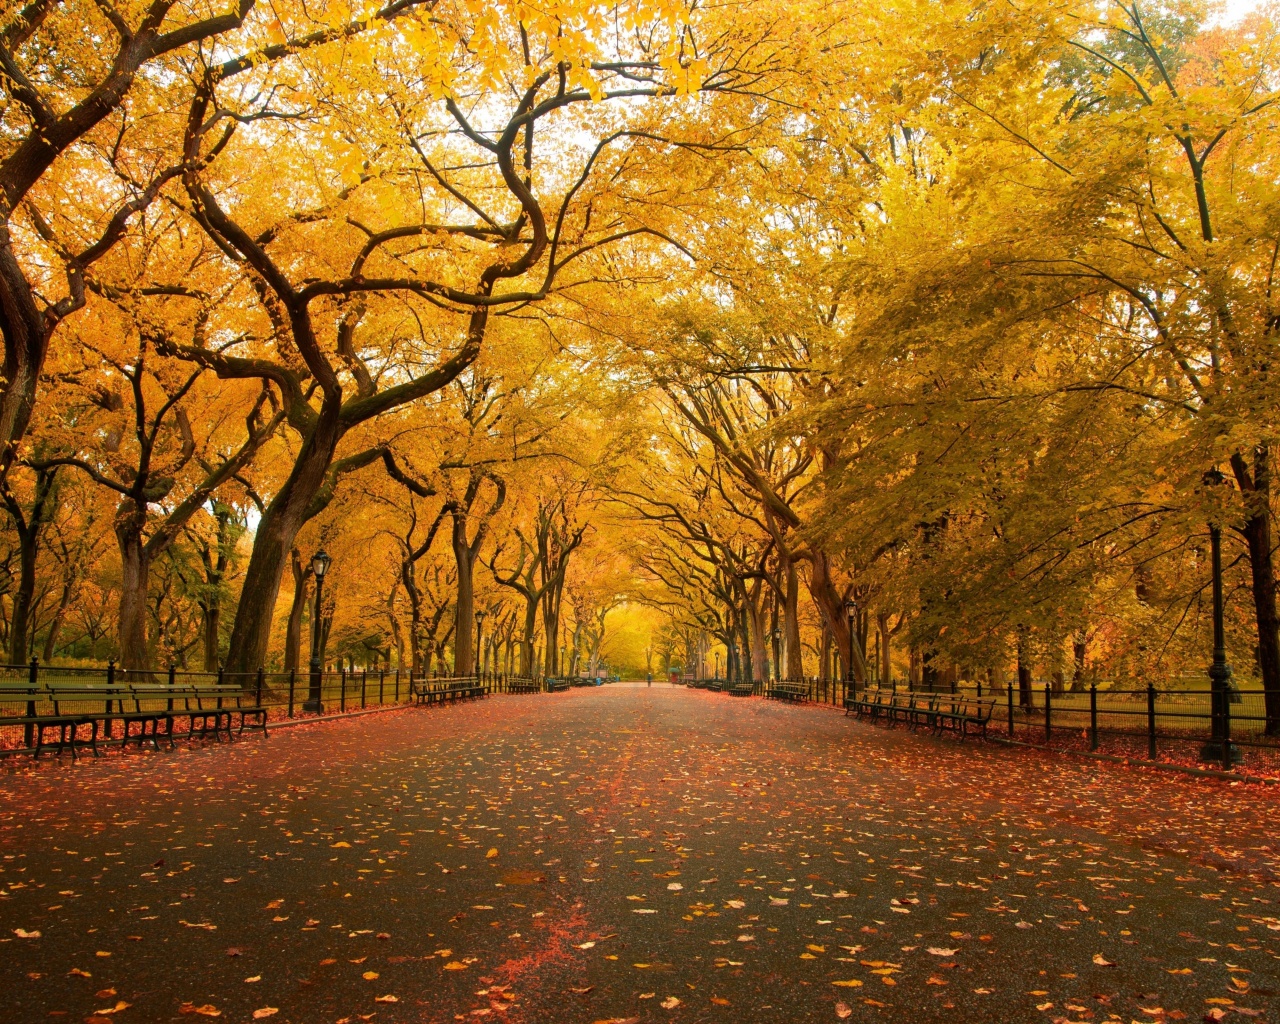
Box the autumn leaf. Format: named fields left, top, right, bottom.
left=660, top=996, right=681, bottom=1009
left=178, top=1004, right=221, bottom=1017
left=252, top=1011, right=279, bottom=1020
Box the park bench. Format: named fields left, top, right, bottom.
left=413, top=678, right=485, bottom=705
left=507, top=678, right=541, bottom=694
left=766, top=681, right=808, bottom=702
left=546, top=678, right=571, bottom=692
left=727, top=682, right=754, bottom=697
left=843, top=686, right=888, bottom=718
left=0, top=681, right=267, bottom=759
left=931, top=695, right=995, bottom=741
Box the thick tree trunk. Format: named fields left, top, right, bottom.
left=877, top=611, right=893, bottom=685
left=42, top=577, right=74, bottom=662
left=1232, top=446, right=1280, bottom=735
left=284, top=550, right=308, bottom=672
left=0, top=241, right=48, bottom=479
left=8, top=525, right=37, bottom=664
left=203, top=601, right=220, bottom=670
left=1070, top=635, right=1087, bottom=691
left=387, top=587, right=405, bottom=671
left=116, top=507, right=151, bottom=672
left=1017, top=632, right=1032, bottom=709
left=225, top=412, right=341, bottom=672
left=807, top=549, right=867, bottom=684
left=520, top=597, right=538, bottom=676
left=451, top=508, right=476, bottom=676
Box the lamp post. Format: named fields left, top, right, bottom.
left=304, top=548, right=332, bottom=713
left=771, top=626, right=782, bottom=683
left=474, top=609, right=486, bottom=680
left=715, top=651, right=721, bottom=681
left=844, top=597, right=858, bottom=693
left=1200, top=470, right=1242, bottom=765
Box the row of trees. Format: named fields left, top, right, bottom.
left=0, top=0, right=821, bottom=673
left=3, top=1, right=1279, bottom=736
left=610, top=1, right=1280, bottom=736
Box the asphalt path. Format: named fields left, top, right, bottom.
left=2, top=683, right=1278, bottom=1024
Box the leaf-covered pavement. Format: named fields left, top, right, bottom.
left=2, top=684, right=1278, bottom=1024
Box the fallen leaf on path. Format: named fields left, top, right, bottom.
left=179, top=1004, right=221, bottom=1017
left=13, top=928, right=40, bottom=938
left=660, top=996, right=680, bottom=1009
left=835, top=1003, right=852, bottom=1019
left=1092, top=954, right=1114, bottom=967
left=252, top=1010, right=278, bottom=1020
left=374, top=994, right=398, bottom=1003
left=927, top=947, right=958, bottom=956
left=831, top=980, right=863, bottom=988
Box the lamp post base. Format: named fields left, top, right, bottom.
left=301, top=698, right=324, bottom=715
left=1198, top=741, right=1243, bottom=765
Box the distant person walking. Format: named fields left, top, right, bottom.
left=646, top=672, right=652, bottom=687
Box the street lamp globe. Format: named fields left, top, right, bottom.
left=312, top=549, right=332, bottom=578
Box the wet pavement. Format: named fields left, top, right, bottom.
left=1, top=683, right=1278, bottom=1023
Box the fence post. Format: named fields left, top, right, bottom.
left=1007, top=683, right=1014, bottom=738
left=1044, top=683, right=1051, bottom=744
left=216, top=666, right=225, bottom=711
left=394, top=667, right=400, bottom=703
left=288, top=669, right=296, bottom=718
left=976, top=675, right=982, bottom=699
left=340, top=666, right=347, bottom=713
left=1089, top=684, right=1098, bottom=751
left=168, top=663, right=176, bottom=712
left=379, top=668, right=385, bottom=706
left=24, top=657, right=38, bottom=749
left=1146, top=683, right=1157, bottom=760
left=105, top=659, right=115, bottom=738
left=361, top=668, right=367, bottom=710
left=256, top=667, right=264, bottom=708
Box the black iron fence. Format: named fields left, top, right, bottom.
left=0, top=660, right=551, bottom=757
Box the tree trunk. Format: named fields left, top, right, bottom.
left=1231, top=446, right=1280, bottom=735
left=520, top=596, right=538, bottom=676
left=42, top=575, right=74, bottom=662
left=225, top=410, right=342, bottom=672
left=8, top=522, right=37, bottom=664
left=0, top=244, right=48, bottom=481
left=1071, top=635, right=1088, bottom=691
left=203, top=599, right=220, bottom=671
left=451, top=506, right=476, bottom=676
left=284, top=550, right=308, bottom=672
left=807, top=549, right=867, bottom=683
left=115, top=505, right=151, bottom=672
left=1017, top=633, right=1032, bottom=709
left=877, top=611, right=893, bottom=686
left=780, top=553, right=803, bottom=679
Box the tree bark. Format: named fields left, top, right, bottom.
left=284, top=549, right=309, bottom=672
left=1231, top=446, right=1280, bottom=734
left=115, top=502, right=150, bottom=672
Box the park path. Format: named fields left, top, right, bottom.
left=1, top=684, right=1278, bottom=1024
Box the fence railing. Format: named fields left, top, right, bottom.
left=0, top=660, right=542, bottom=756
left=851, top=677, right=1280, bottom=768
